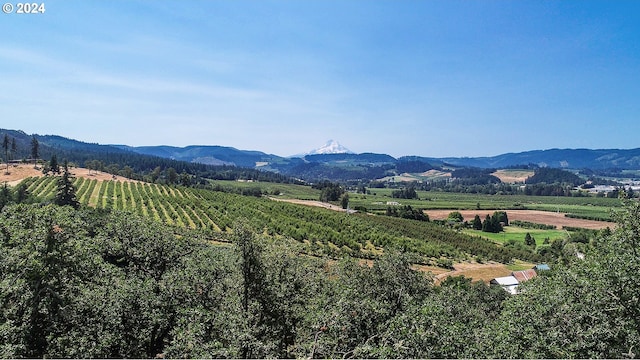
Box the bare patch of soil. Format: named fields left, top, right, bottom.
left=0, top=164, right=141, bottom=187
left=414, top=262, right=513, bottom=284
left=436, top=262, right=513, bottom=284
left=70, top=167, right=141, bottom=184
left=425, top=209, right=615, bottom=230
left=269, top=197, right=348, bottom=212
left=491, top=169, right=534, bottom=183
left=0, top=164, right=42, bottom=186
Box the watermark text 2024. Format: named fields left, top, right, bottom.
left=2, top=3, right=46, bottom=14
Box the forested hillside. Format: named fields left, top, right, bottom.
left=0, top=130, right=301, bottom=184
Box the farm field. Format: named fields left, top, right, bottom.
left=7, top=167, right=612, bottom=271
left=8, top=164, right=617, bottom=231
left=424, top=209, right=615, bottom=230
left=186, top=179, right=621, bottom=223
left=7, top=168, right=620, bottom=284
left=349, top=188, right=620, bottom=221
left=15, top=175, right=541, bottom=266
left=208, top=179, right=321, bottom=200
left=464, top=227, right=567, bottom=247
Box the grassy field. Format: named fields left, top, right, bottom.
left=464, top=227, right=567, bottom=247
left=208, top=180, right=321, bottom=200
left=506, top=260, right=538, bottom=271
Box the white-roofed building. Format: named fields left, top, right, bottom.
left=490, top=275, right=520, bottom=295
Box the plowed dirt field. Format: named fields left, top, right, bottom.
left=425, top=209, right=615, bottom=230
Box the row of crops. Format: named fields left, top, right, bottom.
left=23, top=176, right=222, bottom=231
left=19, top=176, right=540, bottom=263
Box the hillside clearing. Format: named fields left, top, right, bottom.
left=0, top=164, right=140, bottom=186
left=491, top=169, right=534, bottom=183
left=1, top=164, right=42, bottom=186
left=414, top=262, right=515, bottom=284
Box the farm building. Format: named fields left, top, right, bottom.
left=533, top=264, right=550, bottom=272
left=512, top=269, right=538, bottom=282
left=490, top=265, right=550, bottom=295
left=490, top=276, right=519, bottom=295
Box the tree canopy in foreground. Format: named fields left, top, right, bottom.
left=0, top=200, right=638, bottom=358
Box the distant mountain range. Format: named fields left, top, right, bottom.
left=117, top=142, right=640, bottom=171
left=113, top=144, right=284, bottom=168
left=3, top=129, right=640, bottom=182
left=414, top=148, right=640, bottom=169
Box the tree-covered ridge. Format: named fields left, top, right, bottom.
left=0, top=129, right=302, bottom=185
left=449, top=167, right=502, bottom=186
left=395, top=160, right=436, bottom=173
left=0, top=201, right=638, bottom=358
left=525, top=167, right=584, bottom=186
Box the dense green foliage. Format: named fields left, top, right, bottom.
left=488, top=200, right=640, bottom=358
left=481, top=211, right=508, bottom=233
left=510, top=220, right=557, bottom=230
left=472, top=214, right=482, bottom=230
left=391, top=186, right=418, bottom=199
left=0, top=201, right=638, bottom=358
left=395, top=160, right=436, bottom=173
left=385, top=205, right=429, bottom=222
left=312, top=181, right=345, bottom=202
left=285, top=161, right=393, bottom=182
left=447, top=211, right=464, bottom=222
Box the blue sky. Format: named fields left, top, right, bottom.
left=1, top=0, right=639, bottom=157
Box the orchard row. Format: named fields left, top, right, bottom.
left=20, top=176, right=539, bottom=264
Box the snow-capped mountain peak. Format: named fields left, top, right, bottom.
left=307, top=140, right=354, bottom=155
